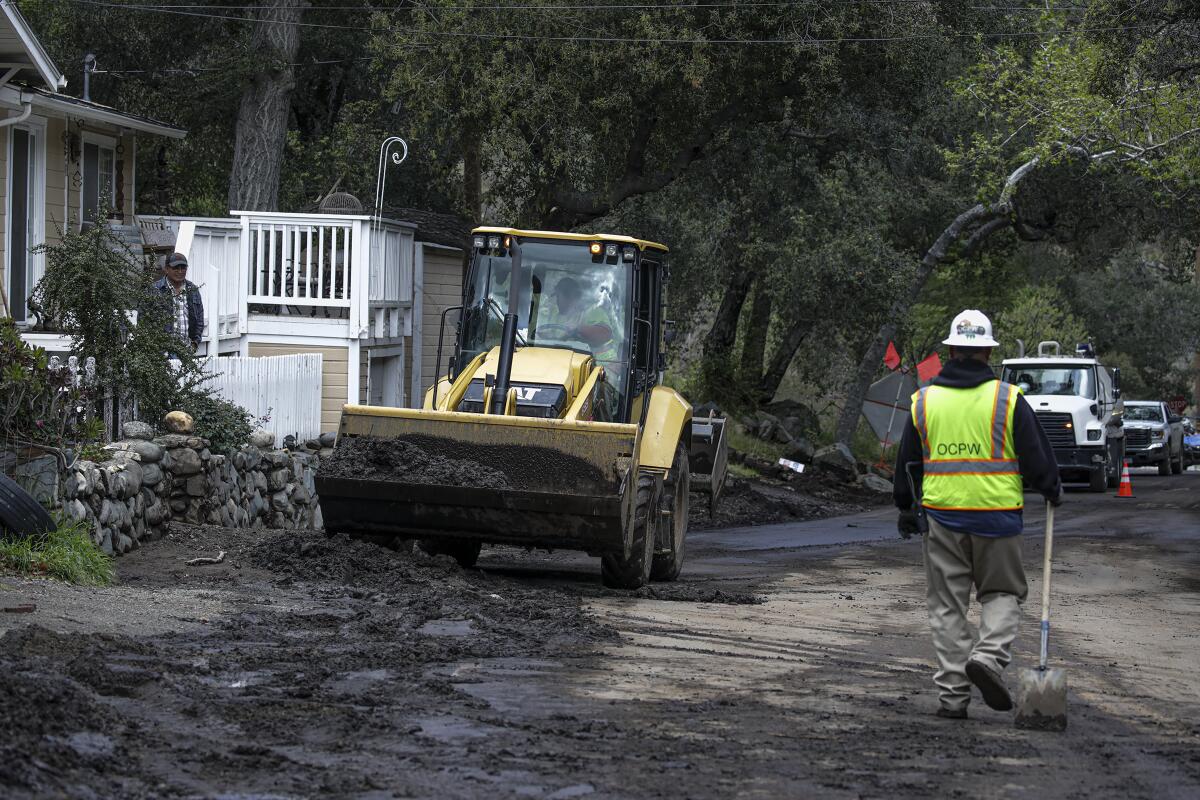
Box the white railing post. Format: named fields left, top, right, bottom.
left=238, top=215, right=251, bottom=334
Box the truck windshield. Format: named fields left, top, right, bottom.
left=1124, top=405, right=1164, bottom=422
left=1002, top=365, right=1096, bottom=399
left=457, top=239, right=632, bottom=403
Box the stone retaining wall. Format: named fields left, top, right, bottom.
left=58, top=425, right=328, bottom=555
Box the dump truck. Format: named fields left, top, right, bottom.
left=316, top=227, right=727, bottom=589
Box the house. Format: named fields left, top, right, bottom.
left=0, top=0, right=185, bottom=334
left=0, top=4, right=471, bottom=435
left=163, top=206, right=467, bottom=431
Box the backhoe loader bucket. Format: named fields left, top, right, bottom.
left=315, top=405, right=640, bottom=553
left=688, top=413, right=728, bottom=517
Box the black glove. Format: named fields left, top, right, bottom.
left=1047, top=485, right=1065, bottom=507
left=898, top=509, right=921, bottom=539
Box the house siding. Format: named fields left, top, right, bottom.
left=248, top=343, right=348, bottom=433
left=420, top=247, right=465, bottom=398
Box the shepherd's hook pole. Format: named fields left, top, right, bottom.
left=373, top=137, right=409, bottom=233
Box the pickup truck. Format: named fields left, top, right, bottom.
left=1122, top=401, right=1185, bottom=475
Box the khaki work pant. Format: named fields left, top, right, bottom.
left=923, top=516, right=1028, bottom=711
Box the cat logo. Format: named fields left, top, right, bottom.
left=514, top=386, right=541, bottom=401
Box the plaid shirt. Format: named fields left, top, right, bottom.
left=172, top=288, right=190, bottom=342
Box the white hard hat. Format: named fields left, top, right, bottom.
left=943, top=309, right=999, bottom=348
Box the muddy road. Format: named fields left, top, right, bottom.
left=2, top=469, right=1198, bottom=799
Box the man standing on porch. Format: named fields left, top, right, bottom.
left=153, top=252, right=204, bottom=352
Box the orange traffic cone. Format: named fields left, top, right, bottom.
left=1117, top=459, right=1134, bottom=498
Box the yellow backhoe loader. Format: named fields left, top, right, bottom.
left=315, top=227, right=727, bottom=588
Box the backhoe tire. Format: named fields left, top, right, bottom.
left=419, top=539, right=482, bottom=569
left=651, top=444, right=690, bottom=582
left=602, top=471, right=657, bottom=590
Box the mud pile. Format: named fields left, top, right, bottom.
left=321, top=435, right=511, bottom=489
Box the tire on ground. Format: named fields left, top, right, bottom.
left=1088, top=465, right=1107, bottom=493
left=650, top=444, right=690, bottom=582
left=1158, top=454, right=1172, bottom=476
left=602, top=471, right=657, bottom=590
left=0, top=473, right=55, bottom=539
left=1171, top=445, right=1184, bottom=475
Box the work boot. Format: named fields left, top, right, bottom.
left=935, top=706, right=968, bottom=720
left=966, top=659, right=1014, bottom=711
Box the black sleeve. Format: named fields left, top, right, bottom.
left=1012, top=395, right=1062, bottom=501
left=892, top=415, right=924, bottom=510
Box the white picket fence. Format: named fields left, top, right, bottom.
left=200, top=354, right=323, bottom=448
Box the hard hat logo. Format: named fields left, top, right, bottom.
left=957, top=321, right=987, bottom=339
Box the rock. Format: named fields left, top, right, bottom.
left=319, top=447, right=334, bottom=459
left=170, top=498, right=188, bottom=514
left=268, top=469, right=289, bottom=492
left=814, top=443, right=859, bottom=483
left=141, top=463, right=163, bottom=487
left=784, top=437, right=816, bottom=464
left=265, top=451, right=288, bottom=468
left=292, top=485, right=312, bottom=505
left=210, top=454, right=226, bottom=468
left=125, top=440, right=163, bottom=464
left=771, top=425, right=794, bottom=445
left=269, top=511, right=287, bottom=528
left=64, top=470, right=88, bottom=500
left=271, top=491, right=290, bottom=512
left=65, top=499, right=89, bottom=521
left=241, top=446, right=262, bottom=470
left=754, top=411, right=780, bottom=442
left=163, top=410, right=194, bottom=433
left=116, top=534, right=133, bottom=554
left=318, top=431, right=337, bottom=447
left=13, top=454, right=59, bottom=506
left=165, top=447, right=202, bottom=476
left=765, top=400, right=822, bottom=439
left=99, top=499, right=114, bottom=525
left=253, top=471, right=268, bottom=493
left=154, top=434, right=191, bottom=449
left=145, top=500, right=166, bottom=526
left=185, top=475, right=206, bottom=497
left=250, top=429, right=275, bottom=449
left=122, top=421, right=156, bottom=440
left=312, top=505, right=323, bottom=531
left=860, top=473, right=894, bottom=494
left=99, top=528, right=114, bottom=555
left=185, top=437, right=204, bottom=450
left=108, top=462, right=143, bottom=500
left=304, top=438, right=322, bottom=451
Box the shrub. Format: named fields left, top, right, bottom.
left=179, top=389, right=253, bottom=453
left=0, top=515, right=113, bottom=585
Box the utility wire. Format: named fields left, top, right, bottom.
left=64, top=1, right=1095, bottom=9
left=62, top=0, right=1158, bottom=45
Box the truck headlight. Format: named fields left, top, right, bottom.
left=1087, top=429, right=1101, bottom=441
left=1153, top=429, right=1165, bottom=440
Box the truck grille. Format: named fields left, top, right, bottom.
left=1036, top=412, right=1076, bottom=448
left=1125, top=429, right=1151, bottom=449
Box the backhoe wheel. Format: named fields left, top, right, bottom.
left=651, top=444, right=690, bottom=582
left=601, top=471, right=658, bottom=590
left=419, top=539, right=482, bottom=569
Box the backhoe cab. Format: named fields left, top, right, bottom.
left=315, top=227, right=727, bottom=589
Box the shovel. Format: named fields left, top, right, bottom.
left=1015, top=501, right=1068, bottom=731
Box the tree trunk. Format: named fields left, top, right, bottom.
left=227, top=0, right=307, bottom=212
left=1193, top=245, right=1200, bottom=412
left=700, top=264, right=756, bottom=400
left=757, top=318, right=811, bottom=405
left=737, top=279, right=772, bottom=392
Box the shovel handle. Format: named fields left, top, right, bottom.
left=1039, top=501, right=1055, bottom=670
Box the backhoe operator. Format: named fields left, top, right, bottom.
left=893, top=309, right=1062, bottom=721
left=536, top=277, right=619, bottom=363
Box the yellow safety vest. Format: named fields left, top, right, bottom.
left=912, top=381, right=1023, bottom=512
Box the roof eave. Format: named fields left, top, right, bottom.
left=26, top=92, right=186, bottom=138
left=1, top=0, right=66, bottom=90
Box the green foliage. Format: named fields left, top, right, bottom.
left=0, top=317, right=102, bottom=449
left=993, top=285, right=1091, bottom=362
left=0, top=515, right=113, bottom=586
left=179, top=389, right=253, bottom=454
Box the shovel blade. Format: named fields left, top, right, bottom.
left=1015, top=667, right=1068, bottom=731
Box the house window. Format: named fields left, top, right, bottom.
left=81, top=139, right=116, bottom=227
left=7, top=125, right=45, bottom=323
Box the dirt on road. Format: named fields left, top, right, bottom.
left=1, top=473, right=1197, bottom=799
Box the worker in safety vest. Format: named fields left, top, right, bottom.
left=536, top=276, right=620, bottom=363
left=893, top=309, right=1062, bottom=720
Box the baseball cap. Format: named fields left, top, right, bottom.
left=165, top=253, right=188, bottom=269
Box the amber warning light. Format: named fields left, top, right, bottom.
left=589, top=242, right=602, bottom=255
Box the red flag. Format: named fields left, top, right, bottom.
left=883, top=341, right=901, bottom=371
left=916, top=352, right=943, bottom=383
